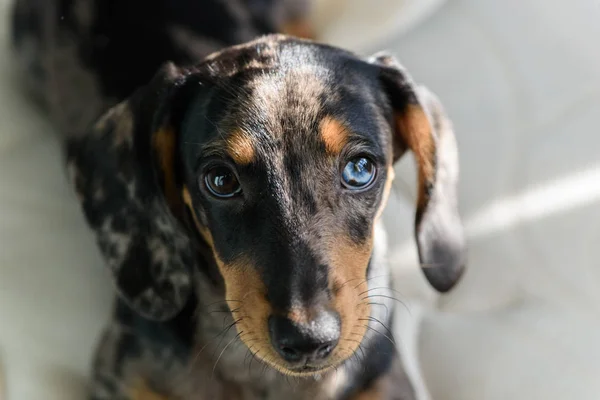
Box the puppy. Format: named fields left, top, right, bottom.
left=11, top=1, right=466, bottom=399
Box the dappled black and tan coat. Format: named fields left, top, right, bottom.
left=10, top=1, right=466, bottom=399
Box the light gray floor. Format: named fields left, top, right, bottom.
left=374, top=1, right=600, bottom=399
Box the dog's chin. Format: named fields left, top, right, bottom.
left=289, top=365, right=334, bottom=376
left=267, top=357, right=347, bottom=377
left=277, top=363, right=336, bottom=377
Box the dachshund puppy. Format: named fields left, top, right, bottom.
left=11, top=1, right=466, bottom=399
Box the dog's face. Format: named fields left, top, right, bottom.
left=68, top=36, right=465, bottom=376
left=178, top=44, right=397, bottom=374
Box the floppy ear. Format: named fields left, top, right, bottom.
left=66, top=62, right=196, bottom=320
left=370, top=53, right=466, bottom=293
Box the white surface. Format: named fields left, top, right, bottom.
left=0, top=2, right=113, bottom=399
left=377, top=1, right=600, bottom=399
left=2, top=0, right=600, bottom=399
left=311, top=0, right=446, bottom=52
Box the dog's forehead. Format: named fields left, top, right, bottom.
left=181, top=38, right=388, bottom=167
left=240, top=65, right=331, bottom=135
left=204, top=38, right=381, bottom=112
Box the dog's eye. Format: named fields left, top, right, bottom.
left=341, top=157, right=376, bottom=189
left=204, top=166, right=242, bottom=198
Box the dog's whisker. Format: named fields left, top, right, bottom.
left=353, top=347, right=366, bottom=368
left=357, top=345, right=368, bottom=372
left=209, top=317, right=243, bottom=361
left=347, top=348, right=361, bottom=368
left=244, top=344, right=256, bottom=368
left=361, top=294, right=411, bottom=315
left=189, top=320, right=237, bottom=366
left=333, top=364, right=340, bottom=388
left=284, top=373, right=295, bottom=390
left=221, top=312, right=236, bottom=327
left=206, top=305, right=242, bottom=317
left=207, top=299, right=243, bottom=306
left=193, top=299, right=244, bottom=318
left=240, top=336, right=258, bottom=344
left=180, top=317, right=243, bottom=385
left=344, top=338, right=367, bottom=366
left=229, top=288, right=264, bottom=303
left=358, top=286, right=405, bottom=297
left=336, top=277, right=367, bottom=291
left=249, top=348, right=261, bottom=375
left=211, top=331, right=244, bottom=378
left=362, top=324, right=396, bottom=347
left=352, top=274, right=389, bottom=290
left=359, top=317, right=395, bottom=342
left=344, top=333, right=367, bottom=367
left=260, top=355, right=270, bottom=378
left=363, top=301, right=390, bottom=320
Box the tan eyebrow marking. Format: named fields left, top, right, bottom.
left=319, top=116, right=349, bottom=154
left=225, top=129, right=256, bottom=165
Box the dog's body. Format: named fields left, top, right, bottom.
left=10, top=0, right=311, bottom=136
left=10, top=1, right=466, bottom=399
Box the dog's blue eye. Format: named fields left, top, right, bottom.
left=204, top=166, right=242, bottom=198
left=341, top=157, right=376, bottom=189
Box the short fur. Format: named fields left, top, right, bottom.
left=11, top=1, right=466, bottom=399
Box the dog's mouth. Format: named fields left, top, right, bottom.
left=265, top=355, right=342, bottom=377
left=288, top=363, right=330, bottom=375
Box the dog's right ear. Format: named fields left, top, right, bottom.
left=66, top=62, right=197, bottom=321
left=368, top=53, right=467, bottom=293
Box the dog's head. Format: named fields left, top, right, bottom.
left=68, top=35, right=465, bottom=376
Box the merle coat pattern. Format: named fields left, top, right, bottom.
left=10, top=1, right=466, bottom=399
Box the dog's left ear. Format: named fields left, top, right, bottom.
left=369, top=53, right=466, bottom=293
left=66, top=62, right=197, bottom=320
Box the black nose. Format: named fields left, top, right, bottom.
left=268, top=311, right=341, bottom=364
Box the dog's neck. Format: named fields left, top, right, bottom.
left=181, top=221, right=397, bottom=399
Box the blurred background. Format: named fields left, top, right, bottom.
left=1, top=0, right=600, bottom=399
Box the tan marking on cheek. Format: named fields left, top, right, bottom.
left=375, top=166, right=395, bottom=222
left=328, top=236, right=373, bottom=361
left=395, top=105, right=435, bottom=211
left=182, top=187, right=290, bottom=373
left=153, top=127, right=180, bottom=211
left=320, top=116, right=349, bottom=154
left=226, top=130, right=255, bottom=165
left=212, top=255, right=283, bottom=371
